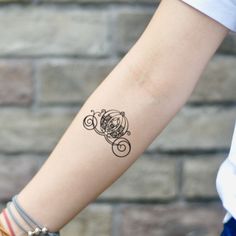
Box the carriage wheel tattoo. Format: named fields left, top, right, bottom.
left=83, top=109, right=131, bottom=158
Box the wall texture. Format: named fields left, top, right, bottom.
left=0, top=0, right=236, bottom=235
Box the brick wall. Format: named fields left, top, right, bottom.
left=0, top=0, right=235, bottom=235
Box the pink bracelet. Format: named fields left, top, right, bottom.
left=2, top=209, right=15, bottom=236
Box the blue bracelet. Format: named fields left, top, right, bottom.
left=11, top=195, right=60, bottom=236
left=6, top=201, right=29, bottom=234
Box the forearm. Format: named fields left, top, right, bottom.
left=0, top=0, right=228, bottom=235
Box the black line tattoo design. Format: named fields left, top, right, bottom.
left=83, top=109, right=131, bottom=158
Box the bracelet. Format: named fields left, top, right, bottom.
left=11, top=195, right=60, bottom=236
left=12, top=197, right=39, bottom=234
left=6, top=202, right=28, bottom=234
left=2, top=209, right=15, bottom=236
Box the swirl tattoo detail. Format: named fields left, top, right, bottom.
left=83, top=109, right=131, bottom=158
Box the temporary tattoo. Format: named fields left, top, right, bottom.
left=83, top=109, right=131, bottom=158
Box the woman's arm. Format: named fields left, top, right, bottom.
left=0, top=0, right=228, bottom=235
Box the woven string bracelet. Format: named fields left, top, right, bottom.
left=11, top=195, right=60, bottom=236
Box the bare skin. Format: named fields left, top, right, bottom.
left=0, top=0, right=228, bottom=235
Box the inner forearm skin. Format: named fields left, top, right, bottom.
left=1, top=0, right=228, bottom=234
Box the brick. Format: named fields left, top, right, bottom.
left=120, top=203, right=224, bottom=236
left=60, top=204, right=112, bottom=236
left=113, top=9, right=154, bottom=53
left=0, top=155, right=46, bottom=201
left=190, top=55, right=236, bottom=102
left=0, top=61, right=33, bottom=105
left=148, top=106, right=236, bottom=151
left=182, top=155, right=225, bottom=199
left=0, top=7, right=109, bottom=56
left=0, top=0, right=28, bottom=3
left=99, top=155, right=177, bottom=200
left=0, top=109, right=76, bottom=153
left=218, top=33, right=236, bottom=54
left=37, top=59, right=117, bottom=104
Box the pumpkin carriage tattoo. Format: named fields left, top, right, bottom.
left=83, top=109, right=131, bottom=157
